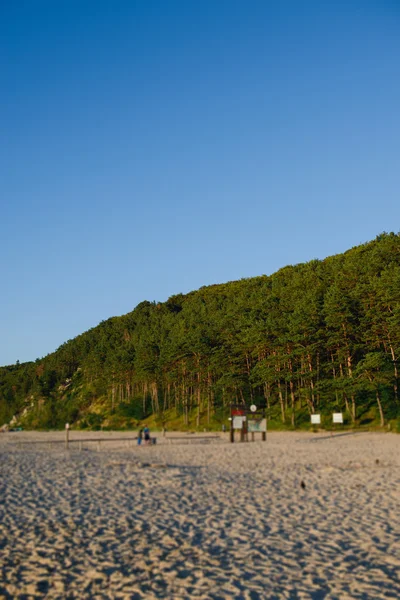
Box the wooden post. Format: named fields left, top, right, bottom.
left=230, top=418, right=234, bottom=443
left=262, top=414, right=267, bottom=441
left=251, top=432, right=255, bottom=442
left=65, top=423, right=70, bottom=450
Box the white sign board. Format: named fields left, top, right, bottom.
left=332, top=412, right=343, bottom=424
left=311, top=414, right=321, bottom=425
left=248, top=418, right=267, bottom=432
left=233, top=416, right=246, bottom=429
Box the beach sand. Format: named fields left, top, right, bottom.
left=0, top=430, right=399, bottom=599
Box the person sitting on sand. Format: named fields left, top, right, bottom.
left=143, top=426, right=150, bottom=445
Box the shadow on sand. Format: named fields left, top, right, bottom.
left=303, top=430, right=365, bottom=443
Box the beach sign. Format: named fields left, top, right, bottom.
left=229, top=403, right=267, bottom=443
left=233, top=416, right=246, bottom=429
left=248, top=418, right=267, bottom=432
left=311, top=414, right=321, bottom=425
left=333, top=412, right=343, bottom=424
left=232, top=408, right=246, bottom=416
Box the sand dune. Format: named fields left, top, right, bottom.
left=0, top=430, right=399, bottom=599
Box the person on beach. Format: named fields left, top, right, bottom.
left=144, top=426, right=150, bottom=445
left=137, top=428, right=143, bottom=445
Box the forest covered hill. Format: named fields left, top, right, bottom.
left=1, top=233, right=400, bottom=431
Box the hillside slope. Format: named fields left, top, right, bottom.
left=1, top=233, right=399, bottom=430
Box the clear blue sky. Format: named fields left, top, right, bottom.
left=1, top=1, right=399, bottom=366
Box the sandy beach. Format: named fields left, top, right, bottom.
left=0, top=430, right=399, bottom=599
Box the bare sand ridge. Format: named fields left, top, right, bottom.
left=0, top=431, right=399, bottom=599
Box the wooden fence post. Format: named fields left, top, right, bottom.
left=65, top=423, right=70, bottom=450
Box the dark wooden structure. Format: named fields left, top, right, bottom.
left=229, top=403, right=267, bottom=443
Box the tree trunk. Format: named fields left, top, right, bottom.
left=351, top=395, right=356, bottom=422
left=111, top=383, right=116, bottom=413
left=143, top=382, right=147, bottom=416
left=207, top=370, right=212, bottom=425
left=289, top=379, right=295, bottom=427
left=263, top=382, right=271, bottom=410
left=196, top=371, right=201, bottom=428
left=376, top=389, right=385, bottom=427
left=388, top=342, right=398, bottom=402
left=245, top=352, right=254, bottom=401
left=307, top=354, right=316, bottom=410
left=343, top=392, right=350, bottom=415
left=277, top=380, right=285, bottom=423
